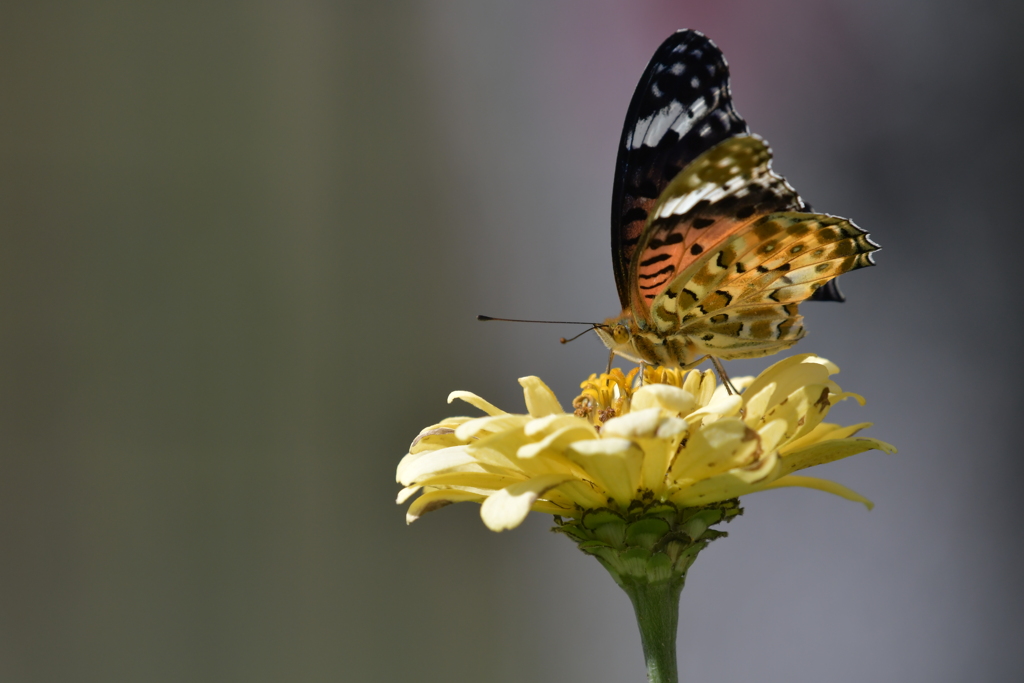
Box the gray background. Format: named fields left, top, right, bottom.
left=2, top=1, right=1022, bottom=681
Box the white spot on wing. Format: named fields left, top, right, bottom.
left=631, top=100, right=685, bottom=149
left=629, top=96, right=710, bottom=151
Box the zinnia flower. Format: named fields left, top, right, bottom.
left=396, top=354, right=894, bottom=532
left=397, top=353, right=895, bottom=683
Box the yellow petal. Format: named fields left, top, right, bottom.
left=409, top=428, right=463, bottom=454
left=412, top=471, right=527, bottom=492
left=457, top=444, right=520, bottom=472
left=524, top=413, right=595, bottom=438
left=802, top=356, right=840, bottom=374
left=555, top=478, right=609, bottom=510
left=743, top=354, right=837, bottom=409
left=779, top=437, right=897, bottom=477
left=670, top=418, right=761, bottom=481
left=471, top=425, right=572, bottom=477
left=396, top=485, right=421, bottom=504
left=742, top=382, right=776, bottom=428
left=517, top=425, right=596, bottom=459
left=455, top=414, right=530, bottom=440
left=631, top=385, right=697, bottom=415
left=406, top=489, right=486, bottom=523
left=519, top=376, right=565, bottom=417
left=781, top=422, right=871, bottom=455
left=448, top=391, right=506, bottom=416
left=682, top=368, right=718, bottom=407
left=396, top=446, right=486, bottom=486
left=756, top=418, right=790, bottom=454
left=671, top=448, right=782, bottom=505
left=601, top=408, right=664, bottom=438
left=480, top=473, right=575, bottom=531
left=759, top=383, right=830, bottom=444
left=686, top=394, right=743, bottom=425
left=750, top=474, right=874, bottom=509
left=566, top=438, right=643, bottom=505
left=831, top=390, right=866, bottom=407
left=530, top=498, right=577, bottom=515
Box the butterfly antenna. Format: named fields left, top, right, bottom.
left=477, top=315, right=601, bottom=325
left=476, top=315, right=606, bottom=345
left=559, top=325, right=605, bottom=344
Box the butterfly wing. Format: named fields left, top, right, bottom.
left=647, top=212, right=878, bottom=364
left=611, top=30, right=750, bottom=310
left=628, top=135, right=808, bottom=322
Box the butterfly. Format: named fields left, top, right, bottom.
left=594, top=30, right=878, bottom=370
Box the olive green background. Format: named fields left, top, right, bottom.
left=2, top=2, right=1022, bottom=681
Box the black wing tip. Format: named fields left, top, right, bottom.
left=809, top=278, right=846, bottom=302
left=660, top=29, right=719, bottom=55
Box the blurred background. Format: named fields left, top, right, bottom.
left=2, top=1, right=1023, bottom=681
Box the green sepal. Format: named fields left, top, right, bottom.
left=625, top=517, right=671, bottom=549
left=552, top=499, right=742, bottom=586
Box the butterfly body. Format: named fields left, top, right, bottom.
left=600, top=31, right=877, bottom=369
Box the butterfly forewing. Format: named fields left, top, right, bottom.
left=611, top=30, right=749, bottom=309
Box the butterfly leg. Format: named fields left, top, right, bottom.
left=606, top=350, right=615, bottom=374
left=709, top=356, right=740, bottom=396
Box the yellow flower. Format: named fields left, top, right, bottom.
left=396, top=354, right=895, bottom=532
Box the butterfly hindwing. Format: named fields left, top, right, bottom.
left=647, top=212, right=878, bottom=362
left=611, top=30, right=749, bottom=310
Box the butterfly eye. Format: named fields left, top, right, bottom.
left=612, top=325, right=631, bottom=344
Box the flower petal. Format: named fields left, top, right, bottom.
left=743, top=354, right=839, bottom=409
left=759, top=383, right=830, bottom=445
left=518, top=425, right=596, bottom=459
left=631, top=385, right=697, bottom=415
left=455, top=414, right=530, bottom=440
left=567, top=438, right=643, bottom=505
left=601, top=408, right=663, bottom=438
left=448, top=391, right=506, bottom=416
left=524, top=413, right=595, bottom=438
left=406, top=489, right=486, bottom=523
left=686, top=394, right=743, bottom=425
left=779, top=437, right=897, bottom=477
left=750, top=474, right=874, bottom=509
left=670, top=418, right=762, bottom=481
left=781, top=422, right=871, bottom=455
left=397, top=446, right=491, bottom=486
left=409, top=428, right=463, bottom=454
left=519, top=376, right=565, bottom=417
left=412, top=471, right=527, bottom=492
left=396, top=485, right=421, bottom=504
left=480, top=473, right=575, bottom=531
left=742, top=382, right=776, bottom=428
left=682, top=369, right=717, bottom=407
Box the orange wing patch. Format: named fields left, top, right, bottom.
left=628, top=136, right=805, bottom=322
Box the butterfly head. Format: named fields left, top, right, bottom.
left=595, top=314, right=650, bottom=366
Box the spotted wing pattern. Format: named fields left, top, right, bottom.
left=627, top=135, right=807, bottom=322
left=644, top=212, right=878, bottom=364
left=610, top=30, right=749, bottom=310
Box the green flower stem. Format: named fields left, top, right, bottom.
left=621, top=578, right=683, bottom=683
left=552, top=501, right=741, bottom=683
